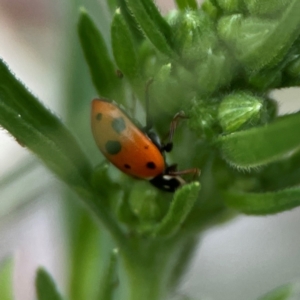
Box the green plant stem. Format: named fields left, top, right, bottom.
left=119, top=235, right=198, bottom=300
left=80, top=190, right=128, bottom=248
left=123, top=260, right=164, bottom=300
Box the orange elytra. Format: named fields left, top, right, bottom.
left=91, top=82, right=199, bottom=192
left=91, top=98, right=165, bottom=180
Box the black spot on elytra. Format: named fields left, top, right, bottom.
left=105, top=140, right=121, bottom=155
left=96, top=113, right=102, bottom=121
left=112, top=117, right=126, bottom=134
left=146, top=162, right=156, bottom=169
left=124, top=164, right=131, bottom=169
left=144, top=145, right=149, bottom=149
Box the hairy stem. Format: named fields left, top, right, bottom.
left=118, top=235, right=198, bottom=300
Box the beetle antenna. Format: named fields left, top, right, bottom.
left=162, top=111, right=188, bottom=152
left=145, top=78, right=154, bottom=131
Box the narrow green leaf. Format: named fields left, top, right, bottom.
left=0, top=101, right=88, bottom=190
left=218, top=112, right=300, bottom=169
left=224, top=187, right=300, bottom=215
left=0, top=59, right=126, bottom=248
left=78, top=8, right=123, bottom=99
left=111, top=9, right=140, bottom=86
left=0, top=102, right=127, bottom=248
left=140, top=0, right=173, bottom=40
left=125, top=0, right=174, bottom=57
left=35, top=268, right=64, bottom=300
left=0, top=59, right=92, bottom=180
left=0, top=258, right=13, bottom=300
left=116, top=0, right=144, bottom=42
left=97, top=249, right=119, bottom=300
left=258, top=284, right=294, bottom=300
left=175, top=0, right=198, bottom=10
left=153, top=182, right=201, bottom=237
left=0, top=63, right=84, bottom=186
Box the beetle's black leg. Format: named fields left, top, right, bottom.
left=165, top=164, right=178, bottom=173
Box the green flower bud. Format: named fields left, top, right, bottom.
left=149, top=64, right=195, bottom=122
left=137, top=40, right=162, bottom=79
left=218, top=15, right=277, bottom=70
left=188, top=98, right=219, bottom=138
left=195, top=48, right=234, bottom=96
left=218, top=92, right=263, bottom=133
left=170, top=11, right=234, bottom=95
left=216, top=0, right=245, bottom=13
left=117, top=195, right=137, bottom=227
left=152, top=64, right=178, bottom=112
left=170, top=10, right=219, bottom=66
left=218, top=15, right=274, bottom=50
left=91, top=163, right=119, bottom=195
left=217, top=14, right=243, bottom=47
left=128, top=182, right=163, bottom=222
left=246, top=0, right=290, bottom=17
left=174, top=64, right=198, bottom=90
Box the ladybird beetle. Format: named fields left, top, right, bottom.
left=91, top=86, right=199, bottom=192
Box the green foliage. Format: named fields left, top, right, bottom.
left=111, top=9, right=142, bottom=95
left=0, top=60, right=92, bottom=189
left=258, top=284, right=294, bottom=300
left=78, top=8, right=123, bottom=100
left=35, top=268, right=64, bottom=300
left=216, top=0, right=245, bottom=13
left=125, top=0, right=174, bottom=57
left=0, top=258, right=13, bottom=300
left=175, top=0, right=197, bottom=10
left=154, top=182, right=201, bottom=237
left=218, top=113, right=300, bottom=168
left=97, top=249, right=119, bottom=300
left=223, top=187, right=300, bottom=215
left=1, top=0, right=300, bottom=299
left=245, top=0, right=290, bottom=17
left=218, top=92, right=263, bottom=133
left=217, top=0, right=300, bottom=72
